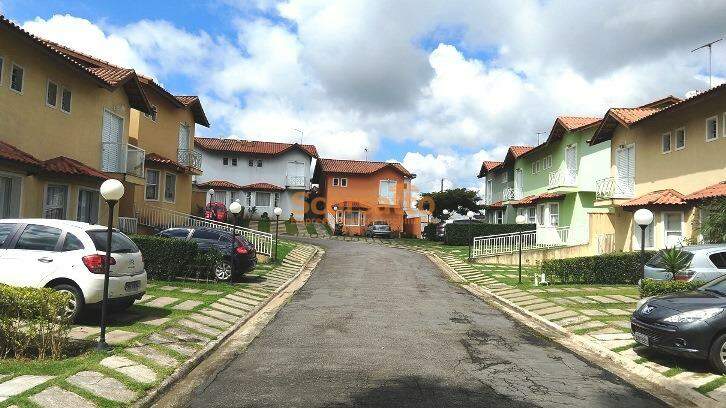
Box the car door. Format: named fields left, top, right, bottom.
left=704, top=251, right=726, bottom=281
left=2, top=224, right=63, bottom=287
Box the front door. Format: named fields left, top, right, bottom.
left=101, top=110, right=124, bottom=172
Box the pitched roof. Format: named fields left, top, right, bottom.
left=194, top=137, right=318, bottom=158
left=509, top=145, right=534, bottom=158
left=684, top=181, right=726, bottom=202
left=621, top=189, right=687, bottom=208
left=196, top=180, right=244, bottom=190
left=484, top=201, right=504, bottom=209
left=477, top=161, right=503, bottom=178
left=477, top=145, right=535, bottom=178
left=42, top=156, right=109, bottom=180
left=173, top=95, right=210, bottom=127
left=589, top=96, right=682, bottom=145
left=547, top=116, right=602, bottom=144
left=240, top=182, right=285, bottom=192
left=0, top=141, right=42, bottom=166
left=634, top=86, right=726, bottom=125
left=145, top=152, right=185, bottom=172
left=316, top=158, right=414, bottom=178
left=512, top=192, right=565, bottom=206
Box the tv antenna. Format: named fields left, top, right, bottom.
left=691, top=38, right=722, bottom=89
left=364, top=147, right=368, bottom=161
left=536, top=131, right=545, bottom=145
left=292, top=128, right=304, bottom=143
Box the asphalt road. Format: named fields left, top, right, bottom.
left=185, top=239, right=665, bottom=408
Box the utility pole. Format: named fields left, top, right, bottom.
left=440, top=178, right=444, bottom=192
left=692, top=39, right=722, bottom=89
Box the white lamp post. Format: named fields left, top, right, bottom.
left=207, top=188, right=215, bottom=205
left=97, top=179, right=124, bottom=351
left=634, top=208, right=654, bottom=280
left=467, top=210, right=475, bottom=261
left=273, top=207, right=283, bottom=261
left=515, top=214, right=527, bottom=284
left=228, top=201, right=242, bottom=280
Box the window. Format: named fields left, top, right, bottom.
left=44, top=184, right=68, bottom=219
left=664, top=212, right=683, bottom=247
left=248, top=159, right=254, bottom=167
left=544, top=155, right=552, bottom=169
left=76, top=189, right=99, bottom=224
left=231, top=158, right=238, bottom=166
left=274, top=192, right=280, bottom=206
left=527, top=207, right=536, bottom=224
left=257, top=159, right=263, bottom=167
left=548, top=203, right=559, bottom=226
left=212, top=190, right=227, bottom=205
left=145, top=169, right=160, bottom=200
left=223, top=157, right=229, bottom=166
left=675, top=127, right=686, bottom=150
left=379, top=180, right=396, bottom=204
left=246, top=191, right=252, bottom=206
left=10, top=63, right=23, bottom=93
left=144, top=105, right=158, bottom=122
left=0, top=223, right=18, bottom=246
left=710, top=252, right=726, bottom=269
left=14, top=225, right=61, bottom=251
left=256, top=192, right=271, bottom=207
left=706, top=116, right=718, bottom=141
left=46, top=80, right=58, bottom=108
left=62, top=233, right=85, bottom=252
left=191, top=229, right=221, bottom=244
left=661, top=132, right=671, bottom=153
left=495, top=210, right=504, bottom=224
left=332, top=178, right=340, bottom=187
left=61, top=87, right=72, bottom=113
left=0, top=173, right=22, bottom=218
left=344, top=210, right=361, bottom=226
left=164, top=173, right=176, bottom=202
left=341, top=178, right=348, bottom=187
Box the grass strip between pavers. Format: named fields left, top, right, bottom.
left=697, top=375, right=726, bottom=395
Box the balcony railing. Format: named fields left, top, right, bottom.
left=548, top=168, right=577, bottom=189
left=178, top=149, right=202, bottom=170
left=286, top=175, right=306, bottom=188
left=596, top=177, right=635, bottom=199
left=502, top=187, right=523, bottom=201
left=126, top=144, right=145, bottom=178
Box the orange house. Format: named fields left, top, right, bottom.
left=313, top=159, right=416, bottom=236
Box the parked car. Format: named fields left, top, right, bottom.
left=644, top=245, right=726, bottom=282
left=632, top=275, right=726, bottom=373
left=158, top=227, right=256, bottom=281
left=365, top=221, right=392, bottom=238
left=204, top=202, right=228, bottom=222
left=0, top=219, right=147, bottom=322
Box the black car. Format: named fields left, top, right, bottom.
left=158, top=227, right=257, bottom=281
left=631, top=276, right=726, bottom=373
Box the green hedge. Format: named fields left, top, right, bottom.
left=640, top=279, right=705, bottom=298
left=0, top=285, right=71, bottom=359
left=423, top=223, right=439, bottom=241
left=131, top=235, right=198, bottom=280
left=541, top=252, right=655, bottom=285
left=444, top=223, right=535, bottom=246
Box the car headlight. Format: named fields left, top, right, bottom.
left=663, top=308, right=724, bottom=323
left=635, top=297, right=652, bottom=312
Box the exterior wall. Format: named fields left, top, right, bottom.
left=485, top=166, right=513, bottom=203
left=129, top=164, right=193, bottom=215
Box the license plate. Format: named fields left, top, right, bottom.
left=633, top=331, right=649, bottom=346
left=124, top=281, right=140, bottom=292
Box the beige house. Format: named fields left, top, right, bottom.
left=590, top=90, right=726, bottom=251
left=0, top=15, right=152, bottom=224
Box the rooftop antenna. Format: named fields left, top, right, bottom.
left=364, top=148, right=368, bottom=161
left=292, top=128, right=303, bottom=143
left=691, top=38, right=722, bottom=89
left=536, top=131, right=545, bottom=145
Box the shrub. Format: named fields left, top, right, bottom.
left=130, top=235, right=198, bottom=280
left=423, top=223, right=439, bottom=241
left=640, top=279, right=705, bottom=298
left=0, top=285, right=71, bottom=359
left=541, top=252, right=655, bottom=285
left=258, top=219, right=271, bottom=233
left=260, top=212, right=270, bottom=220
left=700, top=198, right=726, bottom=243
left=285, top=221, right=298, bottom=235
left=444, top=223, right=535, bottom=246
left=186, top=249, right=225, bottom=280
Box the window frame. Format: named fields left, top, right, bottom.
left=43, top=183, right=69, bottom=220
left=675, top=127, right=686, bottom=150
left=632, top=218, right=655, bottom=250
left=663, top=211, right=684, bottom=247
left=222, top=157, right=229, bottom=166
left=527, top=207, right=536, bottom=224
left=164, top=172, right=177, bottom=203
left=548, top=202, right=559, bottom=226
left=13, top=224, right=62, bottom=252
left=379, top=179, right=397, bottom=204
left=0, top=171, right=23, bottom=219
left=248, top=159, right=254, bottom=167
left=145, top=169, right=160, bottom=201
left=495, top=210, right=504, bottom=224
left=76, top=187, right=100, bottom=224
left=46, top=79, right=58, bottom=108
left=256, top=159, right=263, bottom=167
left=661, top=132, right=672, bottom=154
left=332, top=177, right=340, bottom=187
left=60, top=86, right=72, bottom=114
left=340, top=178, right=348, bottom=187
left=255, top=191, right=271, bottom=207
left=10, top=62, right=24, bottom=94
left=231, top=158, right=238, bottom=166
left=706, top=116, right=718, bottom=142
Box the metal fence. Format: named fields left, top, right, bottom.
left=472, top=225, right=589, bottom=258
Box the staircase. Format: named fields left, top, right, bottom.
left=472, top=225, right=589, bottom=259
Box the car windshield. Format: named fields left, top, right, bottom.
left=700, top=276, right=726, bottom=296
left=87, top=230, right=139, bottom=254
left=646, top=250, right=694, bottom=268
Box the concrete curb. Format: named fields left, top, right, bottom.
left=425, top=250, right=720, bottom=408
left=135, top=244, right=323, bottom=408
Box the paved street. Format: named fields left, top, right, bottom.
left=185, top=239, right=665, bottom=408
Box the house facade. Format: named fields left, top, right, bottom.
left=590, top=91, right=726, bottom=251
left=479, top=146, right=533, bottom=224
left=313, top=159, right=415, bottom=236
left=194, top=137, right=318, bottom=220
left=0, top=16, right=152, bottom=224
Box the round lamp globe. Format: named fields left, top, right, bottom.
left=515, top=214, right=527, bottom=224
left=273, top=207, right=283, bottom=216
left=634, top=208, right=654, bottom=227
left=229, top=201, right=242, bottom=214
left=100, top=179, right=125, bottom=201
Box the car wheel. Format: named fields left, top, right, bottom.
left=709, top=334, right=726, bottom=374
left=52, top=284, right=84, bottom=322
left=215, top=260, right=233, bottom=281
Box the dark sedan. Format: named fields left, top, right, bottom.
left=631, top=276, right=726, bottom=373
left=158, top=227, right=257, bottom=281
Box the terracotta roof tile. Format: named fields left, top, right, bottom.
left=42, top=156, right=109, bottom=180
left=195, top=137, right=318, bottom=158
left=477, top=160, right=503, bottom=178
left=621, top=189, right=687, bottom=208
left=609, top=107, right=661, bottom=125
left=484, top=201, right=504, bottom=209
left=86, top=67, right=135, bottom=87
left=557, top=116, right=602, bottom=131
left=145, top=153, right=185, bottom=172
left=174, top=96, right=210, bottom=127
left=197, top=180, right=244, bottom=190
left=509, top=145, right=534, bottom=158
left=513, top=193, right=566, bottom=206
left=684, top=181, right=726, bottom=201
left=0, top=141, right=42, bottom=166
left=240, top=182, right=285, bottom=192
left=317, top=158, right=413, bottom=178
left=634, top=87, right=725, bottom=124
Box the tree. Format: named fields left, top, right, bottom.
left=417, top=188, right=483, bottom=218
left=700, top=198, right=726, bottom=243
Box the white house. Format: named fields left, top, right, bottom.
left=194, top=137, right=318, bottom=220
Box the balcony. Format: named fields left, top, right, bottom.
left=286, top=175, right=306, bottom=188
left=596, top=177, right=635, bottom=199
left=548, top=168, right=577, bottom=190
left=126, top=144, right=145, bottom=178
left=101, top=142, right=145, bottom=176
left=502, top=187, right=523, bottom=202
left=178, top=149, right=202, bottom=170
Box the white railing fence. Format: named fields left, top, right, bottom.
left=327, top=212, right=337, bottom=231
left=286, top=175, right=306, bottom=187
left=177, top=149, right=202, bottom=170
left=472, top=225, right=589, bottom=258
left=502, top=187, right=523, bottom=201
left=595, top=177, right=635, bottom=199
left=135, top=205, right=273, bottom=256
left=118, top=217, right=138, bottom=234
left=548, top=168, right=577, bottom=189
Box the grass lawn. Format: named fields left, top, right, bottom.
left=305, top=223, right=318, bottom=235
left=285, top=221, right=298, bottom=235
left=271, top=240, right=296, bottom=264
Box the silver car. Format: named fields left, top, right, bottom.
left=644, top=244, right=726, bottom=282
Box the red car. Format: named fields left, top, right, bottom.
left=204, top=202, right=228, bottom=222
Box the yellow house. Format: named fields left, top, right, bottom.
left=0, top=15, right=152, bottom=225
left=590, top=90, right=726, bottom=251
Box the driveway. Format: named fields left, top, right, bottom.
left=184, top=239, right=665, bottom=407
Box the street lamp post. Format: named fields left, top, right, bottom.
left=273, top=207, right=283, bottom=261
left=207, top=189, right=215, bottom=205
left=634, top=209, right=654, bottom=281
left=229, top=201, right=242, bottom=280
left=97, top=179, right=125, bottom=352
left=467, top=211, right=475, bottom=262
left=515, top=214, right=527, bottom=284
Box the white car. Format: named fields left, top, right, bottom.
left=0, top=219, right=147, bottom=321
